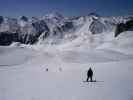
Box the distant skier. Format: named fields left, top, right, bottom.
left=45, top=68, right=49, bottom=72
left=86, top=67, right=93, bottom=82
left=59, top=67, right=62, bottom=72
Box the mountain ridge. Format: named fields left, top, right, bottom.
left=0, top=13, right=133, bottom=45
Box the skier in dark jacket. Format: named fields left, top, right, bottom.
left=86, top=67, right=93, bottom=82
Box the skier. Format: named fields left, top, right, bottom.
left=86, top=67, right=93, bottom=82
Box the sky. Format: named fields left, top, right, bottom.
left=0, top=0, right=133, bottom=17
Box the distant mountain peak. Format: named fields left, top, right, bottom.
left=19, top=16, right=28, bottom=21
left=0, top=13, right=133, bottom=46
left=88, top=12, right=100, bottom=18
left=0, top=16, right=4, bottom=24
left=45, top=12, right=64, bottom=19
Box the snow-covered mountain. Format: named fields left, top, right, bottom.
left=1, top=13, right=133, bottom=100
left=0, top=13, right=133, bottom=46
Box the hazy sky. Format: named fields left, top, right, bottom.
left=0, top=0, right=133, bottom=17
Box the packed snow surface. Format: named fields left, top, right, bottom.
left=0, top=40, right=133, bottom=100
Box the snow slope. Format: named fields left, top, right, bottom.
left=0, top=14, right=133, bottom=100
left=96, top=31, right=133, bottom=55
left=0, top=46, right=36, bottom=66
left=0, top=46, right=133, bottom=100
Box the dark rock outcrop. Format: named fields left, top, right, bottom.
left=0, top=32, right=19, bottom=45
left=0, top=16, right=4, bottom=24
left=115, top=19, right=133, bottom=37
left=89, top=19, right=106, bottom=34
left=20, top=16, right=28, bottom=22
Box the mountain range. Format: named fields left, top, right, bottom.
left=0, top=13, right=133, bottom=46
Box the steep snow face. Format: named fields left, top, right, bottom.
left=89, top=18, right=115, bottom=34
left=19, top=16, right=28, bottom=26
left=0, top=13, right=133, bottom=46
left=96, top=31, right=133, bottom=55
left=0, top=17, right=19, bottom=33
